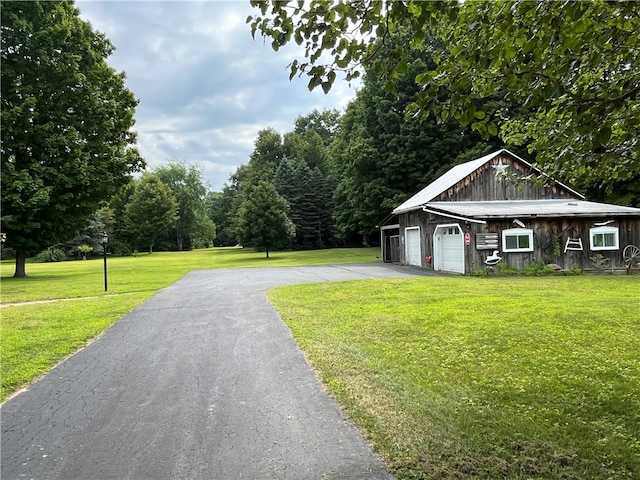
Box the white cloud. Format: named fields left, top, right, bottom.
left=76, top=0, right=357, bottom=190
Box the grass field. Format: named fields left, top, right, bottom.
left=2, top=249, right=639, bottom=479
left=0, top=247, right=379, bottom=400
left=269, top=276, right=640, bottom=480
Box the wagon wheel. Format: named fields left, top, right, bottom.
left=623, top=245, right=640, bottom=267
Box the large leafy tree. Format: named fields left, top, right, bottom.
left=1, top=0, right=144, bottom=276
left=293, top=109, right=341, bottom=147
left=236, top=181, right=295, bottom=258
left=189, top=210, right=216, bottom=249
left=154, top=161, right=209, bottom=251
left=107, top=179, right=136, bottom=254
left=330, top=33, right=501, bottom=244
left=124, top=175, right=178, bottom=254
left=249, top=0, right=640, bottom=200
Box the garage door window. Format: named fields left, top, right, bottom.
left=502, top=228, right=533, bottom=252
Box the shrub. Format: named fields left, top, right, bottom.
left=34, top=247, right=66, bottom=263
left=0, top=245, right=15, bottom=260
left=472, top=268, right=489, bottom=277
left=110, top=240, right=133, bottom=256
left=497, top=263, right=521, bottom=275
left=590, top=253, right=609, bottom=270
left=524, top=259, right=556, bottom=276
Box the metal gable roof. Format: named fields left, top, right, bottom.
left=426, top=199, right=640, bottom=219
left=392, top=149, right=583, bottom=215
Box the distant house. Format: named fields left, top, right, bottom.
left=380, top=149, right=640, bottom=273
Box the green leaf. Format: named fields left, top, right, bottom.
left=594, top=125, right=612, bottom=148
left=307, top=75, right=322, bottom=91
left=504, top=45, right=517, bottom=61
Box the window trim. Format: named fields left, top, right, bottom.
left=502, top=227, right=534, bottom=253
left=589, top=226, right=619, bottom=251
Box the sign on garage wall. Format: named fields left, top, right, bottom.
left=476, top=233, right=499, bottom=250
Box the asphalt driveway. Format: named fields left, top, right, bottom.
left=1, top=264, right=425, bottom=480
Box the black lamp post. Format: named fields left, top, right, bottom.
left=102, top=232, right=109, bottom=292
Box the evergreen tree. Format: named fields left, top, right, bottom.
left=236, top=181, right=295, bottom=258
left=274, top=159, right=335, bottom=249
left=310, top=167, right=336, bottom=248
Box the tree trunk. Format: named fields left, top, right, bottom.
left=149, top=244, right=153, bottom=254
left=362, top=232, right=370, bottom=247
left=176, top=231, right=183, bottom=251
left=14, top=249, right=27, bottom=277
left=266, top=247, right=270, bottom=259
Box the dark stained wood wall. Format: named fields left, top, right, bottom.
left=484, top=217, right=640, bottom=271
left=397, top=211, right=640, bottom=272
left=433, top=153, right=578, bottom=203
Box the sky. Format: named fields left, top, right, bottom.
left=76, top=0, right=358, bottom=191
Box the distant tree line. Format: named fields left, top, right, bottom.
left=4, top=1, right=637, bottom=274
left=209, top=32, right=510, bottom=253
left=9, top=161, right=216, bottom=260
left=24, top=30, right=640, bottom=263
left=100, top=162, right=216, bottom=255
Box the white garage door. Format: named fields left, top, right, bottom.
left=437, top=225, right=465, bottom=273
left=406, top=228, right=421, bottom=266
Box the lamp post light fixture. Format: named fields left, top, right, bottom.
left=102, top=232, right=109, bottom=292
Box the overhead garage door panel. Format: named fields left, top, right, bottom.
left=406, top=228, right=421, bottom=266
left=439, top=226, right=464, bottom=273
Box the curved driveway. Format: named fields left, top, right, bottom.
left=1, top=264, right=425, bottom=480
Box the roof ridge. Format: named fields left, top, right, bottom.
left=392, top=149, right=583, bottom=215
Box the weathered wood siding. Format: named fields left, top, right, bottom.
left=398, top=210, right=430, bottom=268
left=433, top=153, right=577, bottom=203
left=483, top=217, right=640, bottom=271
left=397, top=210, right=640, bottom=272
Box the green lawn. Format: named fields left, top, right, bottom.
left=0, top=247, right=379, bottom=400
left=0, top=246, right=380, bottom=303
left=3, top=250, right=639, bottom=479
left=269, top=276, right=640, bottom=480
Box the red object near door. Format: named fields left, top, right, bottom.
left=464, top=232, right=471, bottom=246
